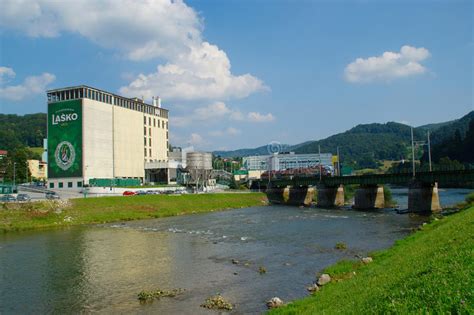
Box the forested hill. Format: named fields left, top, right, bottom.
left=293, top=122, right=420, bottom=168
left=215, top=110, right=473, bottom=168
left=0, top=113, right=47, bottom=151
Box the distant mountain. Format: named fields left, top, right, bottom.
left=214, top=111, right=474, bottom=168
left=427, top=111, right=474, bottom=145
left=422, top=111, right=474, bottom=164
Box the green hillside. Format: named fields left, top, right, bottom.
left=0, top=113, right=47, bottom=151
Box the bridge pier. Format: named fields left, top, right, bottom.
left=266, top=186, right=315, bottom=206
left=408, top=181, right=442, bottom=213
left=317, top=185, right=344, bottom=208
left=353, top=185, right=385, bottom=210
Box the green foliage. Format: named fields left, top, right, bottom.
left=383, top=185, right=396, bottom=207
left=423, top=115, right=474, bottom=165
left=0, top=193, right=267, bottom=232
left=465, top=192, right=474, bottom=205
left=0, top=147, right=38, bottom=183
left=270, top=207, right=474, bottom=314
left=137, top=288, right=184, bottom=302
left=334, top=242, right=347, bottom=250
left=201, top=295, right=233, bottom=310
left=0, top=113, right=46, bottom=151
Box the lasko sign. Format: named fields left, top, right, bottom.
left=51, top=112, right=79, bottom=125
left=48, top=100, right=83, bottom=178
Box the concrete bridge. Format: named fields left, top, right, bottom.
left=256, top=169, right=474, bottom=213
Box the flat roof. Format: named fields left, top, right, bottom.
left=47, top=85, right=168, bottom=112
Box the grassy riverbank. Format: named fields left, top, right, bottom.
left=271, top=206, right=474, bottom=314
left=0, top=193, right=267, bottom=232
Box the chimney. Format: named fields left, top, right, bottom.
left=152, top=96, right=156, bottom=107
left=157, top=96, right=161, bottom=108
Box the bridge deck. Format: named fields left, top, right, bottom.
left=259, top=169, right=474, bottom=187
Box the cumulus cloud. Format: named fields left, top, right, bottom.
left=0, top=68, right=56, bottom=101
left=0, top=67, right=16, bottom=84
left=209, top=127, right=242, bottom=137
left=344, top=45, right=431, bottom=83
left=0, top=0, right=267, bottom=102
left=247, top=112, right=275, bottom=122
left=188, top=133, right=205, bottom=146
left=172, top=101, right=275, bottom=127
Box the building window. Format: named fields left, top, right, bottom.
left=157, top=120, right=160, bottom=128
left=149, top=128, right=151, bottom=136
left=49, top=182, right=54, bottom=189
left=148, top=117, right=151, bottom=125
left=149, top=138, right=151, bottom=146
left=144, top=137, right=147, bottom=146
left=153, top=118, right=156, bottom=127
left=144, top=116, right=146, bottom=124
left=68, top=182, right=73, bottom=188
left=77, top=181, right=83, bottom=188
left=144, top=127, right=146, bottom=135
left=144, top=148, right=147, bottom=157
left=149, top=149, right=152, bottom=157
left=59, top=182, right=63, bottom=188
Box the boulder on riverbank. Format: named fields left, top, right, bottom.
left=317, top=274, right=331, bottom=286
left=266, top=297, right=284, bottom=309
left=362, top=257, right=373, bottom=264
left=307, top=283, right=320, bottom=293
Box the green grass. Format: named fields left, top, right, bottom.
left=271, top=206, right=474, bottom=314
left=0, top=193, right=267, bottom=232
left=28, top=147, right=44, bottom=156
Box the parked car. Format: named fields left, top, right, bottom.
left=146, top=190, right=155, bottom=195
left=135, top=190, right=147, bottom=195
left=45, top=192, right=60, bottom=200
left=1, top=194, right=16, bottom=202
left=123, top=191, right=136, bottom=196
left=16, top=194, right=31, bottom=202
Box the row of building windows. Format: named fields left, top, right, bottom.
left=49, top=181, right=83, bottom=189
left=47, top=86, right=169, bottom=118
left=144, top=116, right=168, bottom=129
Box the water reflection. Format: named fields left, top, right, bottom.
left=0, top=194, right=468, bottom=314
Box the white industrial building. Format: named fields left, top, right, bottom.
left=46, top=85, right=169, bottom=189
left=243, top=152, right=333, bottom=175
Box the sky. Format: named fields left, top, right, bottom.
left=0, top=0, right=472, bottom=151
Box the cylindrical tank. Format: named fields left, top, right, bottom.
left=186, top=152, right=213, bottom=170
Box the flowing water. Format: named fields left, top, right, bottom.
left=0, top=189, right=470, bottom=314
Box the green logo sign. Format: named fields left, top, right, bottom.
left=48, top=100, right=83, bottom=178
left=54, top=141, right=76, bottom=170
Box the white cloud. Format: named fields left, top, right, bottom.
left=209, top=127, right=242, bottom=137
left=247, top=112, right=275, bottom=122
left=0, top=68, right=56, bottom=101
left=344, top=45, right=431, bottom=83
left=0, top=0, right=267, bottom=102
left=0, top=67, right=16, bottom=84
left=188, top=133, right=205, bottom=146
left=172, top=101, right=275, bottom=127
left=120, top=41, right=267, bottom=101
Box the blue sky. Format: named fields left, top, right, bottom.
left=0, top=0, right=472, bottom=151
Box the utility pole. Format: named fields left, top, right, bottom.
left=26, top=161, right=28, bottom=184
left=13, top=162, right=16, bottom=188
left=427, top=130, right=432, bottom=172
left=336, top=146, right=341, bottom=176
left=318, top=145, right=322, bottom=182
left=411, top=127, right=416, bottom=178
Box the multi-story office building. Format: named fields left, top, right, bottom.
left=46, top=85, right=169, bottom=189
left=243, top=152, right=333, bottom=172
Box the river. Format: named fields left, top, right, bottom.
left=0, top=189, right=470, bottom=314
